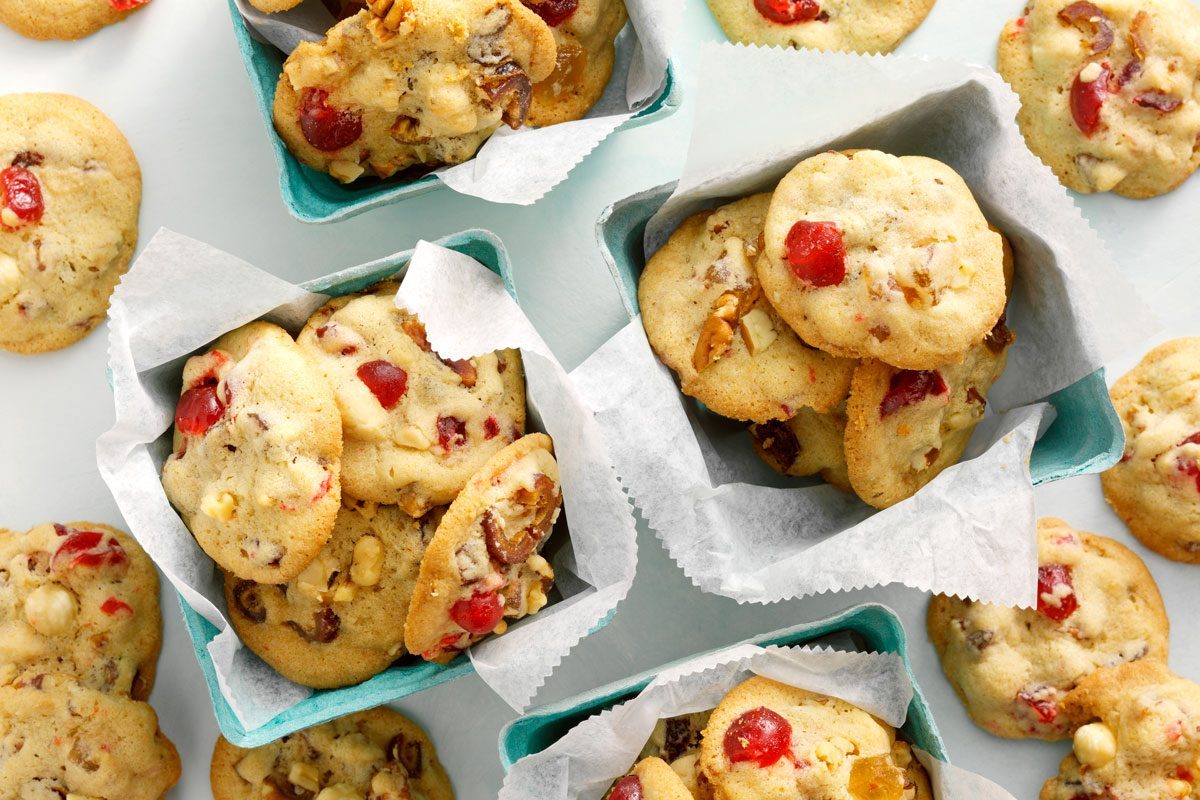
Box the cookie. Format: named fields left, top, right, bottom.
left=699, top=676, right=931, bottom=800
left=1102, top=337, right=1200, bottom=563
left=1041, top=660, right=1200, bottom=800
left=639, top=194, right=857, bottom=422
left=404, top=433, right=561, bottom=663
left=211, top=706, right=453, bottom=800
left=609, top=757, right=695, bottom=800
left=758, top=150, right=1006, bottom=370
left=225, top=499, right=436, bottom=689
left=998, top=0, right=1200, bottom=198
left=750, top=404, right=851, bottom=491
left=639, top=712, right=714, bottom=800
left=0, top=522, right=161, bottom=700
left=0, top=673, right=180, bottom=799
left=273, top=0, right=557, bottom=183
left=297, top=284, right=526, bottom=517
left=0, top=93, right=141, bottom=354
left=161, top=321, right=343, bottom=584
left=0, top=0, right=149, bottom=40
left=928, top=518, right=1170, bottom=741
left=524, top=0, right=628, bottom=125
left=248, top=0, right=303, bottom=12
left=705, top=0, right=935, bottom=54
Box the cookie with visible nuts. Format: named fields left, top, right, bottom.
left=297, top=283, right=526, bottom=517
left=928, top=518, right=1169, bottom=741
left=639, top=193, right=856, bottom=423
left=750, top=404, right=851, bottom=491
left=524, top=0, right=628, bottom=126
left=705, top=0, right=935, bottom=54
left=224, top=500, right=437, bottom=689
left=608, top=757, right=695, bottom=800
left=637, top=712, right=714, bottom=800
left=0, top=0, right=150, bottom=40
left=211, top=706, right=453, bottom=800
left=404, top=433, right=561, bottom=663
left=0, top=522, right=161, bottom=700
left=0, top=93, right=141, bottom=354
left=1102, top=337, right=1200, bottom=563
left=998, top=0, right=1200, bottom=198
left=160, top=321, right=343, bottom=584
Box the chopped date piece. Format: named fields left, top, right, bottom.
left=11, top=151, right=43, bottom=168
left=479, top=63, right=533, bottom=129
left=983, top=313, right=1014, bottom=354
left=1057, top=2, right=1114, bottom=53
left=299, top=88, right=363, bottom=152
left=1117, top=58, right=1143, bottom=88
left=357, top=360, right=409, bottom=409
left=879, top=370, right=948, bottom=419
left=785, top=221, right=845, bottom=287
left=662, top=717, right=701, bottom=763
left=232, top=580, right=267, bottom=623
left=608, top=776, right=643, bottom=800
left=483, top=509, right=537, bottom=565
left=402, top=318, right=431, bottom=351
left=450, top=590, right=504, bottom=635
left=1070, top=64, right=1111, bottom=136
left=751, top=420, right=801, bottom=471
left=723, top=707, right=792, bottom=768
left=387, top=733, right=424, bottom=777
left=522, top=0, right=578, bottom=26
left=1133, top=92, right=1183, bottom=113
left=754, top=0, right=822, bottom=24
left=966, top=629, right=994, bottom=651
left=286, top=608, right=341, bottom=643
left=1037, top=563, right=1078, bottom=622
left=444, top=358, right=478, bottom=387
left=52, top=530, right=128, bottom=572
left=175, top=379, right=225, bottom=437
left=0, top=166, right=44, bottom=228
left=437, top=415, right=468, bottom=450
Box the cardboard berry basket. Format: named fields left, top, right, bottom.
left=226, top=0, right=681, bottom=224
left=97, top=228, right=637, bottom=747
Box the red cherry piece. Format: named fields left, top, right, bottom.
left=100, top=596, right=134, bottom=616
left=1017, top=689, right=1059, bottom=724
left=175, top=379, right=225, bottom=437
left=449, top=591, right=504, bottom=635
left=52, top=531, right=128, bottom=572
left=723, top=707, right=792, bottom=768
left=608, top=776, right=643, bottom=800
left=523, top=0, right=578, bottom=26
left=357, top=360, right=408, bottom=409
left=484, top=416, right=501, bottom=440
left=1, top=167, right=44, bottom=228
left=784, top=221, right=845, bottom=287
left=108, top=0, right=150, bottom=9
left=879, top=370, right=949, bottom=419
left=754, top=0, right=821, bottom=24
left=299, top=88, right=363, bottom=152
left=1070, top=64, right=1111, bottom=136
left=437, top=415, right=468, bottom=450
left=1036, top=563, right=1078, bottom=622
left=311, top=470, right=333, bottom=503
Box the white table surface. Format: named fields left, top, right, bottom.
left=1, top=1, right=1198, bottom=797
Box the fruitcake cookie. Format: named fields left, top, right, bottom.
left=297, top=284, right=526, bottom=517
left=1041, top=660, right=1200, bottom=800
left=211, top=706, right=453, bottom=800
left=225, top=499, right=436, bottom=689
left=928, top=518, right=1169, bottom=741
left=639, top=193, right=857, bottom=422
left=0, top=93, right=141, bottom=354
left=608, top=758, right=695, bottom=800
left=0, top=0, right=149, bottom=40
left=0, top=522, right=161, bottom=700
left=758, top=150, right=1006, bottom=371
left=274, top=0, right=556, bottom=183
left=750, top=405, right=851, bottom=491
left=404, top=433, right=561, bottom=663
left=248, top=0, right=302, bottom=13
left=699, top=676, right=932, bottom=800
left=0, top=673, right=180, bottom=799
left=639, top=712, right=714, bottom=799
left=705, top=0, right=936, bottom=54
left=161, top=321, right=343, bottom=584
left=1102, top=337, right=1200, bottom=563
left=999, top=0, right=1200, bottom=198
left=524, top=0, right=628, bottom=125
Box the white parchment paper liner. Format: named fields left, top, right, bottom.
left=571, top=44, right=1156, bottom=609
left=96, top=229, right=638, bottom=727
left=499, top=641, right=1017, bottom=800
left=232, top=0, right=682, bottom=204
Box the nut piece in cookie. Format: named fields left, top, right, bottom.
left=998, top=0, right=1200, bottom=198
left=297, top=283, right=526, bottom=516
left=161, top=321, right=343, bottom=584
left=404, top=433, right=561, bottom=663
left=705, top=0, right=936, bottom=54
left=0, top=522, right=162, bottom=699
left=0, top=93, right=141, bottom=354
left=928, top=518, right=1170, bottom=741
left=273, top=0, right=557, bottom=183
left=0, top=0, right=151, bottom=41
left=0, top=673, right=180, bottom=799
left=750, top=404, right=851, bottom=491
left=1102, top=337, right=1200, bottom=562
left=699, top=676, right=931, bottom=800
left=639, top=193, right=857, bottom=422
left=608, top=757, right=695, bottom=800
left=224, top=500, right=439, bottom=689
left=524, top=0, right=628, bottom=126
left=210, top=706, right=453, bottom=800
left=1040, top=660, right=1200, bottom=800
left=758, top=150, right=1006, bottom=370
left=638, top=711, right=714, bottom=799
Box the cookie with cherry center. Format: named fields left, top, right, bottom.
left=705, top=0, right=936, bottom=54
left=928, top=517, right=1170, bottom=740
left=607, top=757, right=695, bottom=800
left=0, top=0, right=151, bottom=40
left=998, top=0, right=1200, bottom=197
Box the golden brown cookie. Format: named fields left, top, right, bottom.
left=525, top=0, right=628, bottom=126
left=706, top=0, right=936, bottom=54
left=750, top=404, right=852, bottom=491
left=0, top=0, right=150, bottom=40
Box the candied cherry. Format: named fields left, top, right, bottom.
left=723, top=707, right=792, bottom=768
left=175, top=379, right=225, bottom=436
left=52, top=530, right=128, bottom=572
left=1036, top=563, right=1078, bottom=622
left=299, top=88, right=363, bottom=152
left=483, top=416, right=501, bottom=440
left=1, top=166, right=44, bottom=228
left=1017, top=688, right=1059, bottom=724
left=608, top=776, right=643, bottom=800
left=1070, top=64, right=1111, bottom=136
left=100, top=596, right=134, bottom=616
left=357, top=360, right=408, bottom=409
left=437, top=415, right=468, bottom=450
left=108, top=0, right=151, bottom=9
left=754, top=0, right=821, bottom=24
left=785, top=221, right=845, bottom=287
left=880, top=370, right=948, bottom=418
left=450, top=591, right=505, bottom=635
left=523, top=0, right=578, bottom=26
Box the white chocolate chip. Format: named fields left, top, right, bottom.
left=1073, top=723, right=1116, bottom=768
left=0, top=207, right=19, bottom=228
left=719, top=237, right=753, bottom=283
left=201, top=491, right=238, bottom=523
left=350, top=535, right=384, bottom=587
left=393, top=425, right=431, bottom=450
left=1079, top=62, right=1104, bottom=83
left=289, top=762, right=321, bottom=793
left=0, top=252, right=19, bottom=303
left=329, top=160, right=365, bottom=184
left=315, top=786, right=363, bottom=800
left=332, top=582, right=358, bottom=603
left=296, top=553, right=338, bottom=601
left=740, top=307, right=778, bottom=356
left=1076, top=155, right=1128, bottom=192
left=234, top=748, right=276, bottom=784
left=813, top=741, right=843, bottom=769
left=331, top=732, right=384, bottom=765
left=24, top=584, right=76, bottom=636
left=1167, top=778, right=1192, bottom=798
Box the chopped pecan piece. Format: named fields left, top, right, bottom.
left=1128, top=10, right=1149, bottom=60
left=367, top=0, right=413, bottom=30
left=692, top=286, right=761, bottom=372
